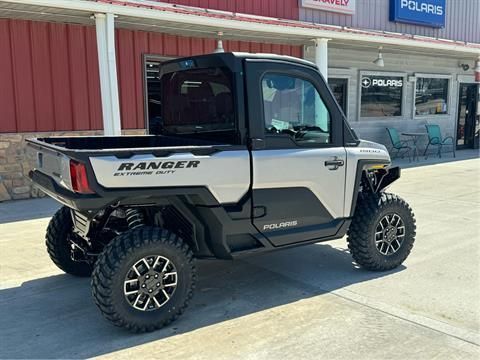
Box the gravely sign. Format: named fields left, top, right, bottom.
left=300, top=0, right=356, bottom=15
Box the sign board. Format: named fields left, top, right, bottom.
left=361, top=76, right=404, bottom=88
left=300, top=0, right=356, bottom=15
left=389, top=0, right=446, bottom=28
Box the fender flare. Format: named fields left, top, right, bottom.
left=349, top=161, right=401, bottom=217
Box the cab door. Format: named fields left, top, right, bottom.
left=245, top=60, right=347, bottom=246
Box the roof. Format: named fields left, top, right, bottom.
left=1, top=0, right=479, bottom=55
left=95, top=0, right=480, bottom=52
left=160, top=52, right=318, bottom=75
left=232, top=52, right=317, bottom=68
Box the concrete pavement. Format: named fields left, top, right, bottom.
left=0, top=156, right=479, bottom=359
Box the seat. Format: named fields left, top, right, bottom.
left=424, top=124, right=455, bottom=159
left=215, top=92, right=234, bottom=125
left=386, top=127, right=411, bottom=161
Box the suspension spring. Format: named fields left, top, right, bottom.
left=125, top=208, right=145, bottom=229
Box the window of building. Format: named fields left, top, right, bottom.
left=262, top=73, right=331, bottom=145
left=415, top=78, right=449, bottom=116
left=328, top=78, right=348, bottom=116
left=360, top=75, right=404, bottom=117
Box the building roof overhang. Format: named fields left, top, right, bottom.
left=1, top=0, right=479, bottom=58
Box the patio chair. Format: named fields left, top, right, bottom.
left=424, top=124, right=455, bottom=159
left=386, top=127, right=411, bottom=161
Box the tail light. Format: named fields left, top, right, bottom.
left=69, top=160, right=94, bottom=194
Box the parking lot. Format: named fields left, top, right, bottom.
left=1, top=155, right=479, bottom=359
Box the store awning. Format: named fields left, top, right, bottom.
left=1, top=0, right=479, bottom=57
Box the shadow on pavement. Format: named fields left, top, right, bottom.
left=0, top=242, right=404, bottom=359
left=0, top=197, right=59, bottom=224
left=392, top=149, right=479, bottom=169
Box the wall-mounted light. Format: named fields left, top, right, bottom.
left=458, top=62, right=470, bottom=71
left=214, top=31, right=224, bottom=53
left=373, top=46, right=384, bottom=67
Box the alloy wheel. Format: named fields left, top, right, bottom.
left=374, top=213, right=405, bottom=256
left=123, top=255, right=178, bottom=311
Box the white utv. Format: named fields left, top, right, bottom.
left=27, top=52, right=416, bottom=332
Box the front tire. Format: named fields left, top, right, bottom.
left=347, top=192, right=416, bottom=271
left=46, top=206, right=93, bottom=277
left=91, top=227, right=196, bottom=332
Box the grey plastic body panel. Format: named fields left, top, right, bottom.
left=89, top=150, right=250, bottom=204
left=252, top=147, right=347, bottom=219
left=344, top=141, right=391, bottom=215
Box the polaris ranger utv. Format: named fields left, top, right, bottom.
left=27, top=52, right=415, bottom=332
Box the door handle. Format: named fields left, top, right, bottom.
left=324, top=157, right=344, bottom=170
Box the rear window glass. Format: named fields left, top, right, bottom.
left=160, top=67, right=235, bottom=135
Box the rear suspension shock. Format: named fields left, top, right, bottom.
left=125, top=208, right=145, bottom=229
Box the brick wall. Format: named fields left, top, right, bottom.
left=0, top=130, right=145, bottom=202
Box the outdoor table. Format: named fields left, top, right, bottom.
left=402, top=132, right=427, bottom=161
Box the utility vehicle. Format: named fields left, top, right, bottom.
left=27, top=52, right=416, bottom=332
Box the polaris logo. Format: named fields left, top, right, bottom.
left=400, top=0, right=443, bottom=15
left=263, top=220, right=298, bottom=231
left=117, top=160, right=200, bottom=171
left=362, top=77, right=403, bottom=88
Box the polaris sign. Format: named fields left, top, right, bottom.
left=361, top=77, right=403, bottom=88
left=390, top=0, right=446, bottom=28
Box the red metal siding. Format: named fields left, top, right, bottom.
left=161, top=0, right=300, bottom=20
left=0, top=19, right=102, bottom=133
left=30, top=22, right=55, bottom=132
left=115, top=29, right=303, bottom=129
left=1, top=19, right=302, bottom=133
left=0, top=20, right=16, bottom=133
left=10, top=20, right=36, bottom=132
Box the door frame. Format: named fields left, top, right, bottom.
left=456, top=82, right=479, bottom=149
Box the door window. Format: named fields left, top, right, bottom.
left=262, top=73, right=331, bottom=145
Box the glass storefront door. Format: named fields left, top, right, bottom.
left=456, top=84, right=479, bottom=149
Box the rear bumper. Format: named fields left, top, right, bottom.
left=29, top=170, right=101, bottom=212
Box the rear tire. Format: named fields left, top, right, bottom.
left=347, top=192, right=416, bottom=271
left=91, top=227, right=196, bottom=333
left=46, top=206, right=93, bottom=277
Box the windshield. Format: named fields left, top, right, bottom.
left=159, top=67, right=235, bottom=136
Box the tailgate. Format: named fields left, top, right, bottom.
left=26, top=139, right=73, bottom=191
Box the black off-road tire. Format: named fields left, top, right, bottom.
left=91, top=226, right=196, bottom=333
left=46, top=206, right=93, bottom=277
left=347, top=192, right=416, bottom=271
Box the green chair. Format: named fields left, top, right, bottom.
left=424, top=124, right=455, bottom=159
left=386, top=128, right=411, bottom=161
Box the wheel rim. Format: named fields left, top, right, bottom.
left=123, top=255, right=178, bottom=311
left=374, top=213, right=405, bottom=256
